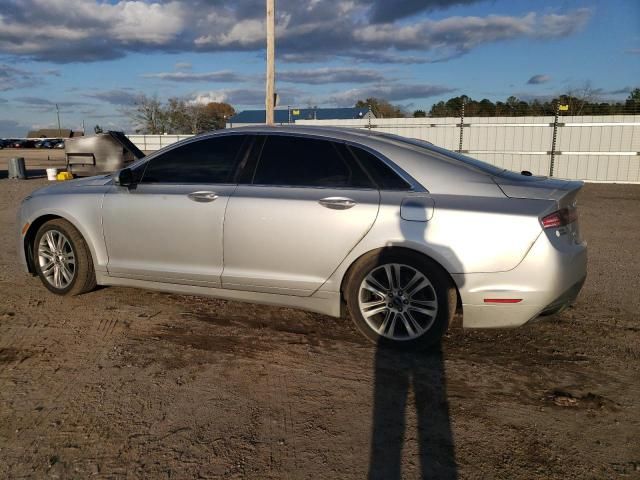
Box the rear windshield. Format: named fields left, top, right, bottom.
left=370, top=131, right=506, bottom=176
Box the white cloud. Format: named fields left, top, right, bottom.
left=0, top=0, right=188, bottom=61
left=142, top=71, right=244, bottom=82
left=0, top=64, right=59, bottom=91
left=279, top=67, right=385, bottom=84
left=327, top=83, right=457, bottom=106
left=196, top=19, right=265, bottom=47
left=188, top=91, right=231, bottom=105
left=0, top=2, right=592, bottom=64
left=353, top=9, right=591, bottom=54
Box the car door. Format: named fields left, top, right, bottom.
left=102, top=134, right=249, bottom=286
left=222, top=134, right=380, bottom=296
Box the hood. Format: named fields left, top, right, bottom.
left=31, top=174, right=113, bottom=196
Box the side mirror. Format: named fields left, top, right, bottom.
left=115, top=167, right=134, bottom=187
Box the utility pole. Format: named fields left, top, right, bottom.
left=265, top=0, right=275, bottom=125
left=55, top=104, right=62, bottom=138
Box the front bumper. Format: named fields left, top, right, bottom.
left=454, top=231, right=587, bottom=328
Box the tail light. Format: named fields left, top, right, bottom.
left=541, top=207, right=578, bottom=229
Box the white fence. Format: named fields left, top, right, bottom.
left=296, top=115, right=640, bottom=183
left=127, top=134, right=194, bottom=152
left=127, top=115, right=640, bottom=183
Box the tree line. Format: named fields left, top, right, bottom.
left=128, top=88, right=639, bottom=133
left=357, top=88, right=640, bottom=118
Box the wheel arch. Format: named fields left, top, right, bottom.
left=24, top=214, right=63, bottom=274
left=24, top=214, right=100, bottom=276
left=339, top=246, right=462, bottom=318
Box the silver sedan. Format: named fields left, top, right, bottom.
left=17, top=126, right=587, bottom=350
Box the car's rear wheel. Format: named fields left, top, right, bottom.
left=34, top=219, right=96, bottom=296
left=345, top=249, right=456, bottom=350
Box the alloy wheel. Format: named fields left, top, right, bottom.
left=38, top=230, right=76, bottom=289
left=358, top=263, right=438, bottom=341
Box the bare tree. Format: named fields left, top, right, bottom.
left=185, top=104, right=207, bottom=134
left=127, top=95, right=235, bottom=134
left=165, top=98, right=191, bottom=134
left=563, top=82, right=600, bottom=115
left=128, top=95, right=167, bottom=134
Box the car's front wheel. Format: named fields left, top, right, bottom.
left=345, top=249, right=456, bottom=350
left=34, top=219, right=96, bottom=296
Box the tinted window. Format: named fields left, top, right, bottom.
left=349, top=146, right=411, bottom=190
left=252, top=136, right=373, bottom=188
left=141, top=135, right=245, bottom=184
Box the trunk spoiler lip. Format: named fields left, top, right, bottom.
left=491, top=174, right=584, bottom=205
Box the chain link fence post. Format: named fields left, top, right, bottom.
left=458, top=100, right=465, bottom=153
left=549, top=102, right=560, bottom=177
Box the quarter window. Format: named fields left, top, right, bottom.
left=252, top=136, right=373, bottom=188
left=348, top=146, right=411, bottom=190
left=141, top=135, right=246, bottom=184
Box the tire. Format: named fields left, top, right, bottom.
left=33, top=219, right=97, bottom=296
left=345, top=249, right=456, bottom=351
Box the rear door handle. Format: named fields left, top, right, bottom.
left=318, top=197, right=357, bottom=210
left=188, top=191, right=219, bottom=203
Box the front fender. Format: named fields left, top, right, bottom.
left=20, top=192, right=107, bottom=273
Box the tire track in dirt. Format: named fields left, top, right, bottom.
left=0, top=312, right=46, bottom=376
left=6, top=308, right=128, bottom=471
left=260, top=360, right=300, bottom=479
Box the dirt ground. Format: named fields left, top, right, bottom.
left=1, top=155, right=639, bottom=479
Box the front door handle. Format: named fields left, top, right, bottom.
left=188, top=191, right=219, bottom=203
left=318, top=197, right=357, bottom=210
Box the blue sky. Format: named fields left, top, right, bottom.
left=0, top=0, right=638, bottom=136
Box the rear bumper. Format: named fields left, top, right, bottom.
left=539, top=276, right=586, bottom=315
left=454, top=232, right=587, bottom=328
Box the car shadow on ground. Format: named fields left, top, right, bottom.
left=0, top=169, right=48, bottom=180
left=368, top=344, right=457, bottom=479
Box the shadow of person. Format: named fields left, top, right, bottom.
left=364, top=190, right=463, bottom=479
left=368, top=343, right=457, bottom=479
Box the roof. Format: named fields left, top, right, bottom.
left=228, top=107, right=372, bottom=124
left=27, top=128, right=83, bottom=138
left=199, top=125, right=431, bottom=155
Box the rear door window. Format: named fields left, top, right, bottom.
left=251, top=135, right=374, bottom=188
left=141, top=135, right=246, bottom=184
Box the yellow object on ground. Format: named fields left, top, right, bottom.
left=56, top=171, right=74, bottom=181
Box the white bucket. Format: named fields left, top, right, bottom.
left=46, top=168, right=58, bottom=181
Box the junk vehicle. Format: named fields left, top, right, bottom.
left=64, top=131, right=144, bottom=176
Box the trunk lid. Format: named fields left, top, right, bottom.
left=492, top=170, right=583, bottom=208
